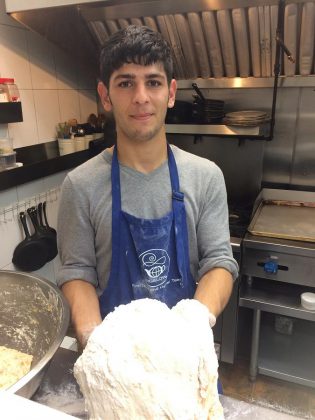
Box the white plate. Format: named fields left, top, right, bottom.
left=225, top=111, right=268, bottom=119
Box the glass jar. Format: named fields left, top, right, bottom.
left=0, top=78, right=20, bottom=102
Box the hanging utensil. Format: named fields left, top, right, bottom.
left=42, top=201, right=57, bottom=238
left=192, top=83, right=206, bottom=102
left=28, top=205, right=58, bottom=262
left=12, top=212, right=48, bottom=272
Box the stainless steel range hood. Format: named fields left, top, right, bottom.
left=5, top=0, right=315, bottom=84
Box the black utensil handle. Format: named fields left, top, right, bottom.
left=19, top=211, right=31, bottom=238
left=192, top=83, right=206, bottom=102
left=43, top=201, right=50, bottom=227
left=27, top=207, right=40, bottom=230
left=38, top=202, right=44, bottom=226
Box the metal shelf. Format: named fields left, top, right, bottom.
left=258, top=320, right=315, bottom=388
left=239, top=281, right=315, bottom=322
left=165, top=124, right=268, bottom=138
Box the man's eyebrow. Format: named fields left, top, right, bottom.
left=113, top=73, right=165, bottom=81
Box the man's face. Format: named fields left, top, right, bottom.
left=98, top=62, right=176, bottom=143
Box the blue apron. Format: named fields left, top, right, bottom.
left=99, top=144, right=196, bottom=318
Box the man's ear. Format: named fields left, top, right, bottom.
left=167, top=79, right=177, bottom=109
left=97, top=81, right=112, bottom=112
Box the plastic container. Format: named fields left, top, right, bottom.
left=0, top=138, right=13, bottom=154
left=74, top=135, right=86, bottom=152
left=0, top=87, right=9, bottom=102
left=0, top=78, right=20, bottom=102
left=58, top=138, right=75, bottom=156
left=0, top=151, right=16, bottom=171
left=301, top=292, right=315, bottom=310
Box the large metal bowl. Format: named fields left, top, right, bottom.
left=0, top=270, right=70, bottom=398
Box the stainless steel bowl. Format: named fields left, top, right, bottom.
left=0, top=270, right=70, bottom=398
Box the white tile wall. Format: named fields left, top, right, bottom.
left=0, top=0, right=98, bottom=148
left=33, top=90, right=60, bottom=142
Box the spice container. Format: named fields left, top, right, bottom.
left=0, top=81, right=9, bottom=102
left=0, top=138, right=13, bottom=154
left=0, top=78, right=20, bottom=102
left=0, top=151, right=17, bottom=171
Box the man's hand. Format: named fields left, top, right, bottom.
left=194, top=267, right=233, bottom=318
left=61, top=280, right=102, bottom=349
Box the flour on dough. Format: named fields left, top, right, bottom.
left=0, top=346, right=33, bottom=390
left=74, top=298, right=224, bottom=420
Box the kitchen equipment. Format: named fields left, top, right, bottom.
left=247, top=198, right=315, bottom=242
left=29, top=205, right=58, bottom=262
left=12, top=212, right=48, bottom=272
left=224, top=111, right=270, bottom=127
left=0, top=270, right=70, bottom=398
left=192, top=82, right=206, bottom=102
left=240, top=188, right=315, bottom=388
left=191, top=83, right=225, bottom=124
left=165, top=100, right=193, bottom=124
left=42, top=201, right=57, bottom=238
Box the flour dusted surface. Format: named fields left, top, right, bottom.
left=74, top=299, right=224, bottom=420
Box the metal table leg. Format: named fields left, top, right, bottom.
left=249, top=309, right=261, bottom=382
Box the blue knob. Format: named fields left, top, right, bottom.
left=264, top=260, right=278, bottom=274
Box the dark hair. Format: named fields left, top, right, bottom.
left=99, top=25, right=174, bottom=87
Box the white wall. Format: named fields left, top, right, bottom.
left=0, top=0, right=98, bottom=283
left=0, top=0, right=97, bottom=147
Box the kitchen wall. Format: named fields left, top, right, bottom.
left=0, top=0, right=98, bottom=283
left=0, top=0, right=97, bottom=147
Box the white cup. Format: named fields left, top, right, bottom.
left=75, top=137, right=86, bottom=152
left=93, top=133, right=104, bottom=140
left=58, top=138, right=75, bottom=155
left=85, top=134, right=94, bottom=149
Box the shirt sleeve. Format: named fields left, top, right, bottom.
left=56, top=174, right=98, bottom=288
left=196, top=165, right=239, bottom=281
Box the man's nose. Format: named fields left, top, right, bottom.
left=132, top=83, right=149, bottom=104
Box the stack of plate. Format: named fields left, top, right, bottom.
left=192, top=97, right=225, bottom=124
left=223, top=110, right=270, bottom=127
left=203, top=99, right=225, bottom=123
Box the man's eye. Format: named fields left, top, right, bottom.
left=148, top=80, right=162, bottom=87
left=118, top=81, right=132, bottom=88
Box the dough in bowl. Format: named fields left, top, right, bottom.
left=0, top=346, right=33, bottom=390
left=74, top=298, right=224, bottom=420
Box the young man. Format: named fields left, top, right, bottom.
left=57, top=25, right=238, bottom=348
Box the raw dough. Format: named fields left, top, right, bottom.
left=74, top=298, right=224, bottom=420
left=0, top=346, right=33, bottom=391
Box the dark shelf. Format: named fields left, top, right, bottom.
left=0, top=139, right=108, bottom=192
left=0, top=102, right=23, bottom=123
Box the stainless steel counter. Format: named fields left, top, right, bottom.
left=31, top=346, right=304, bottom=420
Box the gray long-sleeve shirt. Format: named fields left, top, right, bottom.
left=57, top=145, right=238, bottom=295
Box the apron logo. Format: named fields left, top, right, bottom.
left=140, top=249, right=170, bottom=287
